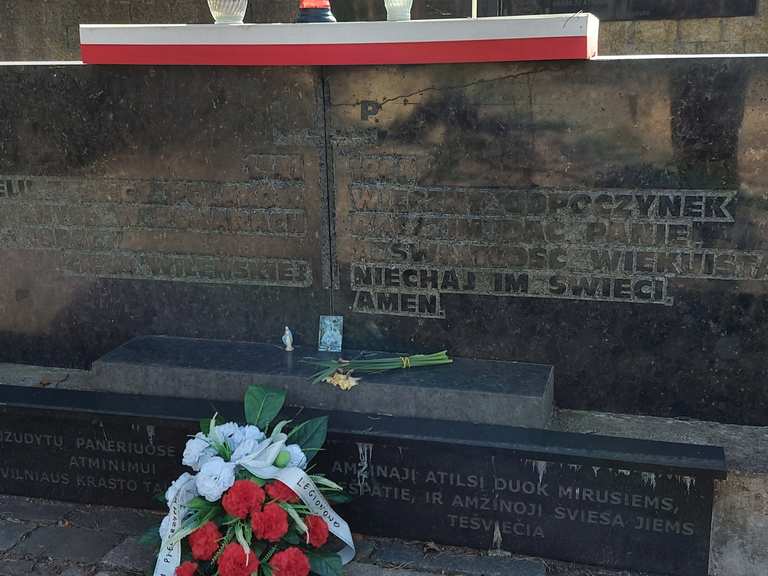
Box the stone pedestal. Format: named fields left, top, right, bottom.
left=91, top=336, right=554, bottom=428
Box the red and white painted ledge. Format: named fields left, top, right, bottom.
left=79, top=14, right=599, bottom=66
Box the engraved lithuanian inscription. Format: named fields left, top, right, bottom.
left=0, top=415, right=181, bottom=505
left=323, top=437, right=716, bottom=576
left=0, top=169, right=314, bottom=287
left=340, top=158, right=752, bottom=318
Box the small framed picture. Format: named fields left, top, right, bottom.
left=318, top=315, right=343, bottom=352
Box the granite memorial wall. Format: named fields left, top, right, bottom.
left=325, top=58, right=768, bottom=426
left=0, top=65, right=331, bottom=366
left=0, top=58, right=767, bottom=425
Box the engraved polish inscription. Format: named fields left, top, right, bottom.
left=0, top=164, right=314, bottom=287
left=338, top=155, right=757, bottom=318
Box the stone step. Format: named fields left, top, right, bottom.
left=0, top=384, right=725, bottom=576
left=0, top=361, right=762, bottom=576
left=90, top=335, right=554, bottom=428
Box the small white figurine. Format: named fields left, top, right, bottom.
left=282, top=326, right=294, bottom=352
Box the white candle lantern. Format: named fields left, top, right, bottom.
left=207, top=0, right=249, bottom=24
left=384, top=0, right=414, bottom=21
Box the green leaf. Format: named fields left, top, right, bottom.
left=279, top=502, right=307, bottom=534
left=283, top=529, right=301, bottom=545
left=234, top=470, right=265, bottom=485
left=289, top=417, right=327, bottom=462
left=307, top=551, right=344, bottom=576
left=200, top=418, right=211, bottom=434
left=310, top=475, right=343, bottom=491
left=324, top=491, right=354, bottom=504
left=212, top=526, right=236, bottom=563
left=186, top=497, right=215, bottom=512
left=221, top=514, right=242, bottom=526
left=245, top=386, right=286, bottom=430
left=169, top=506, right=217, bottom=545
left=138, top=525, right=161, bottom=547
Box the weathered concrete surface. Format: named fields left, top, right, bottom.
left=555, top=410, right=768, bottom=474
left=0, top=363, right=90, bottom=389
left=710, top=473, right=768, bottom=576
left=0, top=64, right=329, bottom=368
left=325, top=57, right=768, bottom=425
left=558, top=409, right=768, bottom=576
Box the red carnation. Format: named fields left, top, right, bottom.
left=251, top=502, right=289, bottom=542
left=222, top=480, right=266, bottom=519
left=305, top=515, right=329, bottom=548
left=218, top=542, right=259, bottom=576
left=269, top=547, right=310, bottom=576
left=266, top=481, right=300, bottom=504
left=188, top=521, right=222, bottom=561
left=175, top=562, right=198, bottom=576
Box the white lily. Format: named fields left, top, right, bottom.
left=234, top=431, right=288, bottom=478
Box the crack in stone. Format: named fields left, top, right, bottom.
left=330, top=67, right=559, bottom=109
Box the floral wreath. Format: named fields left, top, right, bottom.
left=151, top=386, right=355, bottom=576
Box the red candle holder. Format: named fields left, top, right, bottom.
left=296, top=0, right=336, bottom=22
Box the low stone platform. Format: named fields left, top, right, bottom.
left=90, top=336, right=555, bottom=428
left=556, top=410, right=768, bottom=576
left=0, top=383, right=726, bottom=576
left=1, top=362, right=763, bottom=575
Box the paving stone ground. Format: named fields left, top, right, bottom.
left=0, top=494, right=544, bottom=576
left=0, top=494, right=639, bottom=576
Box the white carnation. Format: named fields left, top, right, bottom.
left=196, top=456, right=236, bottom=502
left=285, top=444, right=308, bottom=469
left=215, top=422, right=239, bottom=439
left=214, top=422, right=242, bottom=450
left=182, top=433, right=217, bottom=471
left=231, top=425, right=265, bottom=449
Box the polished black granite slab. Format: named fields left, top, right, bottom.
left=96, top=335, right=552, bottom=395
left=325, top=57, right=768, bottom=427
left=90, top=336, right=554, bottom=427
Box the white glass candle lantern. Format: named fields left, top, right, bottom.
left=207, top=0, right=249, bottom=24
left=384, top=0, right=414, bottom=21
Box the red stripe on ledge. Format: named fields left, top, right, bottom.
left=81, top=37, right=590, bottom=66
